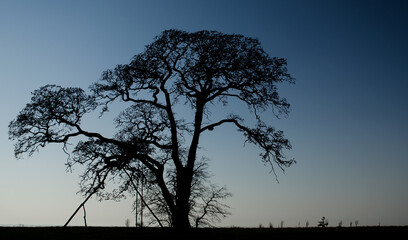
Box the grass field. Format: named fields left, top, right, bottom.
left=1, top=226, right=407, bottom=239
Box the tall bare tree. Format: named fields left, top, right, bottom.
left=9, top=29, right=295, bottom=229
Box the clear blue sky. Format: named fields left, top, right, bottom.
left=1, top=0, right=407, bottom=227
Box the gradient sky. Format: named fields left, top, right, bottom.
left=1, top=0, right=407, bottom=227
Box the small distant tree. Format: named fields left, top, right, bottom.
left=8, top=29, right=294, bottom=229
left=306, top=220, right=309, bottom=228
left=280, top=220, right=284, bottom=228
left=125, top=219, right=130, bottom=227
left=318, top=217, right=328, bottom=227
left=355, top=220, right=359, bottom=227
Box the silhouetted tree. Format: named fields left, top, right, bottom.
left=192, top=184, right=231, bottom=228
left=189, top=159, right=232, bottom=228
left=9, top=29, right=295, bottom=229
left=126, top=158, right=232, bottom=228
left=318, top=216, right=328, bottom=227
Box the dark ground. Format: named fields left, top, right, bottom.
left=0, top=226, right=407, bottom=240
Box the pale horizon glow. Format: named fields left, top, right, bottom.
left=1, top=0, right=407, bottom=227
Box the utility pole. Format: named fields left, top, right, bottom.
left=140, top=177, right=144, bottom=227
left=135, top=183, right=138, bottom=227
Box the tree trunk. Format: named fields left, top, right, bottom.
left=170, top=99, right=205, bottom=229
left=172, top=207, right=191, bottom=229
left=172, top=169, right=193, bottom=229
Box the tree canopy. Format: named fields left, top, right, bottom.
left=9, top=29, right=295, bottom=229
